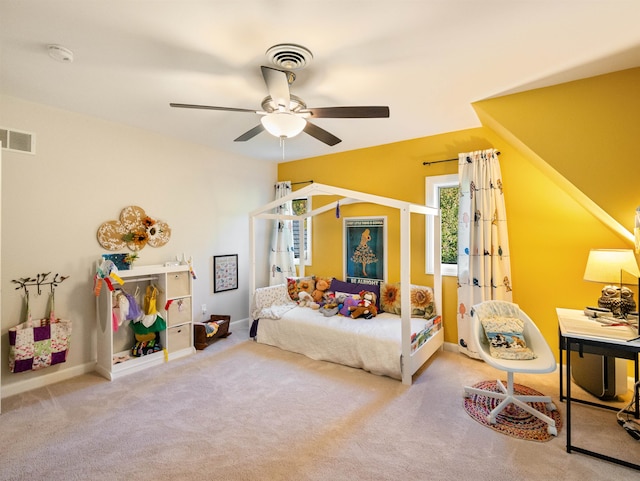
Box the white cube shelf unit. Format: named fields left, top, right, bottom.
left=96, top=264, right=195, bottom=380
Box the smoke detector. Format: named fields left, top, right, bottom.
left=265, top=44, right=313, bottom=70
left=47, top=44, right=74, bottom=63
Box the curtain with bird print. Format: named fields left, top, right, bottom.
left=457, top=149, right=513, bottom=358
left=269, top=181, right=297, bottom=286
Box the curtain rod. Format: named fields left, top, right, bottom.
left=423, top=151, right=500, bottom=166
left=274, top=180, right=314, bottom=188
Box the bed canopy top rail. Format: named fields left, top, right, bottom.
left=250, top=183, right=438, bottom=218
left=254, top=198, right=364, bottom=222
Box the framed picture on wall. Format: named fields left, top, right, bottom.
left=343, top=217, right=386, bottom=285
left=213, top=254, right=238, bottom=293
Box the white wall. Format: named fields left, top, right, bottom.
left=0, top=95, right=274, bottom=395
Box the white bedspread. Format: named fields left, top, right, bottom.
left=256, top=306, right=429, bottom=380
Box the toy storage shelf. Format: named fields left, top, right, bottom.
left=96, top=264, right=195, bottom=380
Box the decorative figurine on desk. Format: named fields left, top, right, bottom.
left=598, top=285, right=636, bottom=317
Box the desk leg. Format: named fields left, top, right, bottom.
left=636, top=353, right=639, bottom=419
left=566, top=343, right=572, bottom=453
left=559, top=337, right=564, bottom=401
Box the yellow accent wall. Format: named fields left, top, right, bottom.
left=278, top=67, right=638, bottom=355
left=475, top=67, right=640, bottom=238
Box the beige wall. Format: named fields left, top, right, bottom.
left=0, top=95, right=275, bottom=395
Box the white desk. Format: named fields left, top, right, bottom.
left=557, top=308, right=640, bottom=471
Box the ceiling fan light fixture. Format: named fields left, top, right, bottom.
left=260, top=112, right=306, bottom=139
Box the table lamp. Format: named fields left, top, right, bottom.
left=583, top=249, right=640, bottom=318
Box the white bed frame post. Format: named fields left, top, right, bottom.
left=297, top=215, right=305, bottom=278
left=400, top=206, right=412, bottom=385
left=400, top=204, right=443, bottom=385
left=249, top=215, right=256, bottom=300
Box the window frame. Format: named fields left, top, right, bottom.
left=426, top=174, right=458, bottom=277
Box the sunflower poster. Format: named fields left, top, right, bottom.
left=344, top=217, right=385, bottom=285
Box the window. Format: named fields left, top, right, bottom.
left=292, top=197, right=311, bottom=265
left=426, top=174, right=459, bottom=276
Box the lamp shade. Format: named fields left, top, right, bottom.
left=583, top=249, right=640, bottom=284
left=260, top=112, right=306, bottom=139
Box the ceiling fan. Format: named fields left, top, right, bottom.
left=170, top=45, right=389, bottom=146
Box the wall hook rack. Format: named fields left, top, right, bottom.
left=11, top=272, right=69, bottom=297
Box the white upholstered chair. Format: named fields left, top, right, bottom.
left=463, top=300, right=558, bottom=436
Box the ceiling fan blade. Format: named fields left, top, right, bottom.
left=261, top=66, right=291, bottom=111
left=303, top=122, right=342, bottom=146
left=306, top=106, right=390, bottom=118
left=170, top=103, right=257, bottom=113
left=234, top=124, right=265, bottom=142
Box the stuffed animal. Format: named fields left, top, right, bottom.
left=339, top=295, right=360, bottom=317
left=311, top=279, right=330, bottom=303
left=320, top=292, right=344, bottom=317
left=348, top=291, right=378, bottom=319
left=320, top=303, right=339, bottom=317
left=298, top=291, right=319, bottom=309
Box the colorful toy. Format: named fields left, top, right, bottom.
left=298, top=291, right=319, bottom=309
left=339, top=295, right=360, bottom=316
left=348, top=290, right=378, bottom=319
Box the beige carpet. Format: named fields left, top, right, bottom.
left=0, top=326, right=637, bottom=480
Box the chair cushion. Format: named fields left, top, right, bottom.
left=481, top=316, right=536, bottom=360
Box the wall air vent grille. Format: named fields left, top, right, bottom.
left=0, top=127, right=35, bottom=154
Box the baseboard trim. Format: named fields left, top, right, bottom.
left=232, top=317, right=250, bottom=329
left=2, top=361, right=97, bottom=398
left=443, top=341, right=458, bottom=352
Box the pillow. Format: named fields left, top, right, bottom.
left=330, top=278, right=380, bottom=309
left=250, top=284, right=296, bottom=320
left=480, top=316, right=536, bottom=360
left=380, top=282, right=400, bottom=314
left=380, top=283, right=435, bottom=318
left=286, top=276, right=315, bottom=301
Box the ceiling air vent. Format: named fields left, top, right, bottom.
left=265, top=44, right=313, bottom=70
left=0, top=127, right=35, bottom=154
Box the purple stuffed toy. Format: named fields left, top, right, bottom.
left=339, top=295, right=360, bottom=317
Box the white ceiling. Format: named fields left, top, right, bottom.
left=2, top=1, right=640, bottom=163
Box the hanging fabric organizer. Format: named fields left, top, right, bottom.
left=8, top=273, right=72, bottom=373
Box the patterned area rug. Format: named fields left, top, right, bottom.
left=464, top=380, right=563, bottom=442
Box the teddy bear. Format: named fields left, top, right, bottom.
left=311, top=278, right=330, bottom=304
left=298, top=291, right=319, bottom=309
left=348, top=290, right=378, bottom=319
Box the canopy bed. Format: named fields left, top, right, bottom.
left=249, top=183, right=443, bottom=385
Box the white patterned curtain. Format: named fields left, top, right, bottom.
left=457, top=149, right=512, bottom=358
left=269, top=181, right=297, bottom=286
